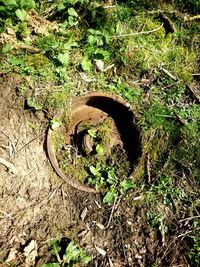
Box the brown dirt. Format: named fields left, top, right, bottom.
left=0, top=74, right=189, bottom=267
left=0, top=74, right=74, bottom=266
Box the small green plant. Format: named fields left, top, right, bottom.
left=87, top=163, right=136, bottom=205
left=146, top=210, right=163, bottom=228
left=51, top=118, right=62, bottom=130
left=81, top=56, right=92, bottom=71
left=1, top=43, right=12, bottom=54
left=87, top=129, right=96, bottom=138
left=96, top=144, right=103, bottom=156
left=189, top=221, right=200, bottom=266
left=26, top=96, right=42, bottom=111
left=42, top=239, right=92, bottom=267
left=17, top=84, right=27, bottom=96
left=0, top=0, right=36, bottom=22
left=145, top=175, right=187, bottom=206
left=87, top=129, right=104, bottom=156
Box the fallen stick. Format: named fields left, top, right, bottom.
left=0, top=157, right=18, bottom=175
left=159, top=66, right=177, bottom=81
left=113, top=23, right=164, bottom=38
left=188, top=15, right=200, bottom=21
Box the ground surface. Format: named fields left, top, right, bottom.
left=0, top=0, right=200, bottom=266
left=0, top=74, right=71, bottom=265
left=0, top=74, right=189, bottom=267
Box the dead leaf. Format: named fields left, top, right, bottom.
left=80, top=207, right=88, bottom=221
left=94, top=245, right=106, bottom=256
left=24, top=240, right=38, bottom=267
left=79, top=72, right=93, bottom=82
left=7, top=28, right=16, bottom=35
left=6, top=247, right=17, bottom=263
left=95, top=60, right=104, bottom=72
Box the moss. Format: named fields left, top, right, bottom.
left=23, top=53, right=56, bottom=81
left=51, top=116, right=132, bottom=186
left=52, top=130, right=66, bottom=152
left=95, top=118, right=113, bottom=147
left=113, top=15, right=196, bottom=81
left=59, top=156, right=89, bottom=183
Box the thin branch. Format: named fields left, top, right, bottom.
left=187, top=83, right=200, bottom=103
left=16, top=134, right=43, bottom=154
left=103, top=5, right=116, bottom=9
left=179, top=215, right=200, bottom=223
left=178, top=230, right=193, bottom=238
left=119, top=218, right=127, bottom=263
left=188, top=15, right=200, bottom=21
left=159, top=66, right=177, bottom=80
left=105, top=193, right=119, bottom=228
left=0, top=157, right=18, bottom=175
left=146, top=153, right=151, bottom=184
left=183, top=254, right=191, bottom=267
left=14, top=44, right=41, bottom=53
left=113, top=23, right=163, bottom=38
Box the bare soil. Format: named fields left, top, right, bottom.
left=0, top=74, right=189, bottom=267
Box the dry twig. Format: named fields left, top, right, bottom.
left=187, top=83, right=200, bottom=102
left=179, top=215, right=200, bottom=223
left=113, top=23, right=164, bottom=38
left=159, top=66, right=177, bottom=81
left=16, top=134, right=43, bottom=154
left=0, top=157, right=18, bottom=175
left=146, top=153, right=151, bottom=183
left=105, top=193, right=119, bottom=228
left=188, top=15, right=200, bottom=21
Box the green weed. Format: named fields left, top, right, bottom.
left=146, top=210, right=164, bottom=228
left=189, top=221, right=200, bottom=266
left=145, top=175, right=187, bottom=206
left=0, top=0, right=36, bottom=23
left=87, top=162, right=135, bottom=205
left=42, top=239, right=91, bottom=267
left=0, top=0, right=199, bottom=264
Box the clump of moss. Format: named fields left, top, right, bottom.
left=51, top=116, right=132, bottom=186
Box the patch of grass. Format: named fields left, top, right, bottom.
left=117, top=21, right=195, bottom=81
left=175, top=0, right=200, bottom=13
left=146, top=210, right=164, bottom=228
left=108, top=79, right=143, bottom=104
left=155, top=78, right=186, bottom=104
left=0, top=0, right=200, bottom=264
left=45, top=85, right=72, bottom=110
left=145, top=175, right=187, bottom=206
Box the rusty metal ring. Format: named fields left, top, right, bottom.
left=47, top=92, right=141, bottom=193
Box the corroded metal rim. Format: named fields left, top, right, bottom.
left=47, top=92, right=140, bottom=193
left=47, top=127, right=98, bottom=193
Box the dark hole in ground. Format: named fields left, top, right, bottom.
left=86, top=96, right=141, bottom=167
